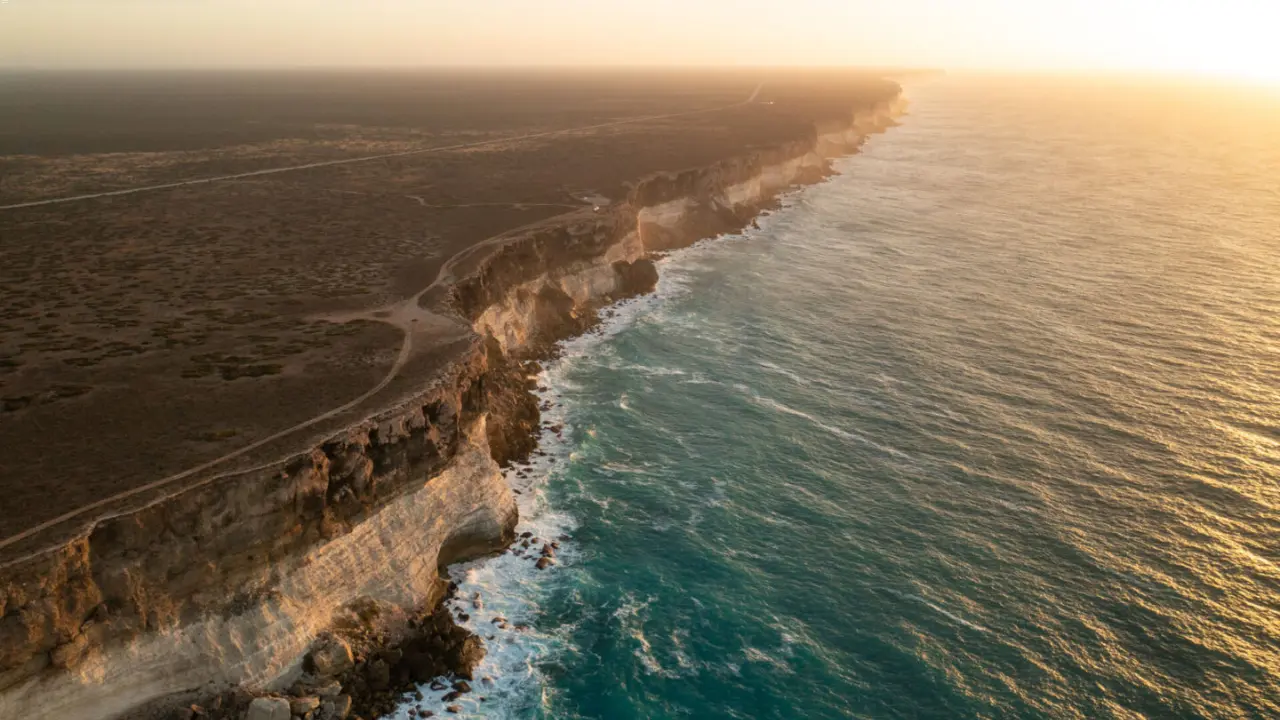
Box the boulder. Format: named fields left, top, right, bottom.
left=290, top=697, right=321, bottom=716
left=318, top=695, right=352, bottom=720
left=442, top=691, right=461, bottom=702
left=446, top=706, right=461, bottom=714
left=315, top=681, right=343, bottom=698
left=308, top=636, right=354, bottom=677
left=243, top=697, right=291, bottom=720
left=447, top=635, right=485, bottom=680
left=536, top=557, right=554, bottom=570
left=452, top=680, right=472, bottom=693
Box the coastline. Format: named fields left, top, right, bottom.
left=0, top=91, right=906, bottom=720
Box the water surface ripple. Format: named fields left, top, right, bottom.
left=422, top=77, right=1280, bottom=719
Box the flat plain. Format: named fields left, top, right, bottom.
left=0, top=69, right=898, bottom=540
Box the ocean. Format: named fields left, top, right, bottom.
left=400, top=76, right=1280, bottom=719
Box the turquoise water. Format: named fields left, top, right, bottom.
left=407, top=78, right=1280, bottom=719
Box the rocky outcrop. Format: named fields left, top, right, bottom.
left=0, top=88, right=905, bottom=720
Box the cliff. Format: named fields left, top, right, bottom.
left=0, top=91, right=905, bottom=720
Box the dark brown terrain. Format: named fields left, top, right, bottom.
left=0, top=69, right=899, bottom=542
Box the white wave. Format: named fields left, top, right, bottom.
left=750, top=394, right=912, bottom=460
left=743, top=646, right=794, bottom=672
left=756, top=360, right=811, bottom=386
left=908, top=594, right=990, bottom=634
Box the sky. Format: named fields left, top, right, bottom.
left=2, top=0, right=1279, bottom=83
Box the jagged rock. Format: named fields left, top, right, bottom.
left=50, top=633, right=90, bottom=669
left=452, top=680, right=471, bottom=693
left=536, top=557, right=554, bottom=570
left=366, top=658, right=391, bottom=691
left=442, top=691, right=461, bottom=702
left=540, top=546, right=555, bottom=558
left=244, top=697, right=291, bottom=720
left=447, top=635, right=485, bottom=680
left=290, top=696, right=321, bottom=715
left=315, top=681, right=343, bottom=698
left=318, top=695, right=352, bottom=720
left=309, top=636, right=354, bottom=677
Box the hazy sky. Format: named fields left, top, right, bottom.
left=2, top=0, right=1278, bottom=82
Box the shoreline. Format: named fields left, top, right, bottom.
left=419, top=235, right=757, bottom=717
left=0, top=91, right=907, bottom=720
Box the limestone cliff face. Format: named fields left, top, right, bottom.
left=461, top=96, right=907, bottom=353
left=1, top=421, right=512, bottom=720
left=0, top=91, right=904, bottom=720
left=0, top=348, right=524, bottom=719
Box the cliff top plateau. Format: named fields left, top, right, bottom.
left=0, top=69, right=899, bottom=557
